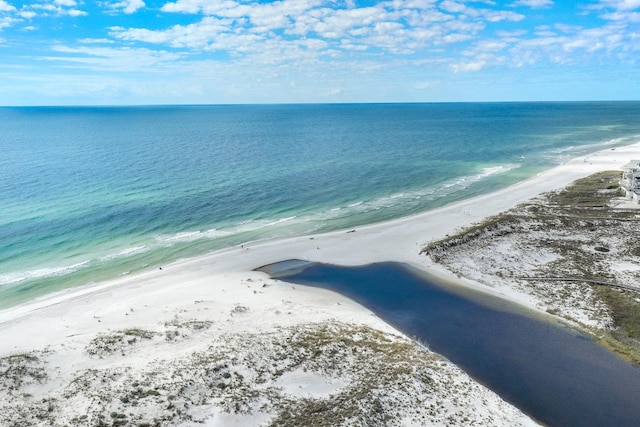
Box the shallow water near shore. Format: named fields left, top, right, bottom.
left=3, top=102, right=640, bottom=309
left=260, top=260, right=640, bottom=427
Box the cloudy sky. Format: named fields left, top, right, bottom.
left=0, top=0, right=638, bottom=105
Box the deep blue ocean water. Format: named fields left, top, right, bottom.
left=2, top=102, right=640, bottom=308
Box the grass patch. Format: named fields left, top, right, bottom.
left=0, top=353, right=47, bottom=392
left=1, top=321, right=521, bottom=426
left=123, top=328, right=156, bottom=339
left=597, top=287, right=640, bottom=339
left=421, top=214, right=523, bottom=259
left=86, top=328, right=157, bottom=356
left=547, top=170, right=622, bottom=207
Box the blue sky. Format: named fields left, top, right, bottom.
left=0, top=0, right=638, bottom=105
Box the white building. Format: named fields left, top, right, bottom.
left=620, top=160, right=640, bottom=204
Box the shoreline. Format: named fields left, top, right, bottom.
left=1, top=141, right=639, bottom=425
left=2, top=141, right=639, bottom=326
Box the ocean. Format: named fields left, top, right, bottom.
left=2, top=102, right=640, bottom=309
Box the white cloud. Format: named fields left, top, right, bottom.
left=451, top=60, right=486, bottom=72
left=54, top=0, right=77, bottom=7
left=46, top=45, right=184, bottom=72
left=440, top=0, right=467, bottom=13
left=29, top=1, right=87, bottom=17
left=482, top=10, right=525, bottom=22
left=495, top=29, right=527, bottom=38
left=302, top=6, right=386, bottom=38
left=114, top=0, right=537, bottom=67
left=79, top=38, right=116, bottom=44
left=117, top=3, right=409, bottom=58
left=160, top=0, right=206, bottom=14
left=511, top=0, right=553, bottom=8
left=107, top=0, right=146, bottom=14
left=503, top=18, right=640, bottom=68
left=415, top=80, right=440, bottom=89
left=0, top=16, right=17, bottom=29
left=598, top=0, right=640, bottom=10
left=66, top=8, right=86, bottom=16
left=20, top=10, right=37, bottom=18
left=563, top=38, right=589, bottom=51
left=0, top=1, right=20, bottom=30
left=111, top=17, right=233, bottom=49
left=161, top=0, right=323, bottom=22
left=0, top=0, right=16, bottom=12
left=472, top=40, right=509, bottom=52
left=588, top=0, right=640, bottom=22
left=601, top=10, right=640, bottom=21
left=7, top=0, right=640, bottom=105
left=441, top=33, right=473, bottom=43
left=299, top=38, right=327, bottom=50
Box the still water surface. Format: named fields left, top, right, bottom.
left=259, top=260, right=640, bottom=427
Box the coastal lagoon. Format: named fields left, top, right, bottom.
left=261, top=260, right=640, bottom=427
left=3, top=102, right=640, bottom=307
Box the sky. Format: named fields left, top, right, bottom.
left=0, top=0, right=638, bottom=105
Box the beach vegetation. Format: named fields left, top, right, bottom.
left=0, top=320, right=532, bottom=426
left=0, top=352, right=47, bottom=392
left=230, top=304, right=249, bottom=315
left=123, top=328, right=156, bottom=339
left=164, top=318, right=213, bottom=342
left=597, top=288, right=640, bottom=339
left=546, top=171, right=623, bottom=207
left=422, top=170, right=640, bottom=365
left=86, top=328, right=158, bottom=356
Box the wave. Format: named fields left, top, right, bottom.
left=0, top=246, right=151, bottom=288
left=236, top=216, right=298, bottom=232
left=0, top=163, right=519, bottom=289
left=544, top=134, right=640, bottom=162
left=362, top=164, right=519, bottom=208
left=155, top=229, right=232, bottom=244
left=98, top=245, right=150, bottom=262
left=0, top=260, right=91, bottom=287
left=282, top=163, right=520, bottom=224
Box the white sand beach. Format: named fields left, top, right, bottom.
left=1, top=142, right=639, bottom=426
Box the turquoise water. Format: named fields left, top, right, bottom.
left=2, top=102, right=640, bottom=308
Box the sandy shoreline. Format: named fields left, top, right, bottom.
left=1, top=142, right=639, bottom=425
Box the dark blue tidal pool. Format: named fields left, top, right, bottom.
left=257, top=260, right=640, bottom=427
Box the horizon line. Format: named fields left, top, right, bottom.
left=3, top=99, right=640, bottom=108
